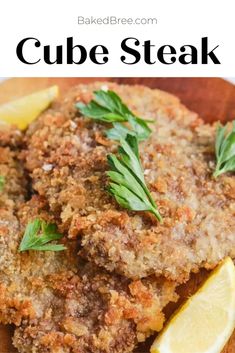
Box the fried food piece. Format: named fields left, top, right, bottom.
left=0, top=124, right=30, bottom=324
left=0, top=121, right=23, bottom=148
left=0, top=124, right=26, bottom=209
left=13, top=260, right=177, bottom=353
left=0, top=118, right=177, bottom=353
left=0, top=193, right=177, bottom=352
left=0, top=196, right=72, bottom=326
left=23, top=82, right=235, bottom=283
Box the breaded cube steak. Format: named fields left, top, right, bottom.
left=24, top=82, right=235, bottom=283
left=0, top=195, right=177, bottom=353
left=0, top=125, right=177, bottom=353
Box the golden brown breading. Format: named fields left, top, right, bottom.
left=0, top=192, right=177, bottom=353
left=0, top=125, right=26, bottom=209
left=0, top=196, right=72, bottom=326
left=13, top=260, right=177, bottom=353
left=0, top=116, right=178, bottom=353
left=0, top=125, right=30, bottom=324
left=23, top=82, right=235, bottom=283
left=0, top=121, right=23, bottom=148
left=0, top=196, right=177, bottom=353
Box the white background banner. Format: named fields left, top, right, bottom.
left=0, top=0, right=234, bottom=77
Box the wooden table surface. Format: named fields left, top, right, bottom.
left=0, top=78, right=234, bottom=353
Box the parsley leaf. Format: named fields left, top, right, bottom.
left=76, top=90, right=152, bottom=141
left=213, top=121, right=235, bottom=178
left=0, top=176, right=5, bottom=192
left=19, top=219, right=66, bottom=252
left=77, top=90, right=161, bottom=221
left=107, top=135, right=162, bottom=221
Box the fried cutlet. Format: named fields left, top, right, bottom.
left=0, top=123, right=26, bottom=209
left=0, top=196, right=177, bottom=353
left=13, top=254, right=177, bottom=353
left=0, top=130, right=177, bottom=353
left=23, top=82, right=235, bottom=283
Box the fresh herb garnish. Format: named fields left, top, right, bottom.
left=107, top=135, right=162, bottom=221
left=0, top=176, right=5, bottom=192
left=213, top=121, right=235, bottom=178
left=76, top=90, right=152, bottom=141
left=19, top=219, right=66, bottom=252
left=77, top=90, right=161, bottom=221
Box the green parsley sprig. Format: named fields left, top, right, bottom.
left=19, top=219, right=66, bottom=252
left=213, top=121, right=235, bottom=178
left=107, top=135, right=162, bottom=221
left=76, top=90, right=152, bottom=141
left=77, top=89, right=161, bottom=221
left=0, top=176, right=5, bottom=192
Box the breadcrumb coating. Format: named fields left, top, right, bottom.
left=0, top=125, right=26, bottom=209
left=2, top=81, right=235, bottom=353
left=23, top=82, right=235, bottom=283
left=0, top=129, right=177, bottom=352
left=13, top=256, right=177, bottom=353
left=0, top=196, right=177, bottom=353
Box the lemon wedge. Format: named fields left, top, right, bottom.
left=151, top=257, right=235, bottom=353
left=0, top=85, right=59, bottom=130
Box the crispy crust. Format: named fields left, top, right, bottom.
left=23, top=82, right=235, bottom=283
left=0, top=114, right=178, bottom=353
left=2, top=81, right=235, bottom=353
left=13, top=259, right=177, bottom=353
left=0, top=122, right=23, bottom=148
left=0, top=126, right=29, bottom=324
left=0, top=125, right=26, bottom=209
left=0, top=194, right=177, bottom=353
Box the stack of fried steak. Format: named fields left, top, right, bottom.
left=0, top=82, right=234, bottom=353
